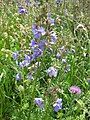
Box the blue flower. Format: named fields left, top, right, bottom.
left=50, top=32, right=57, bottom=44
left=32, top=48, right=43, bottom=59
left=30, top=39, right=46, bottom=51
left=32, top=24, right=37, bottom=33
left=49, top=18, right=55, bottom=25
left=16, top=73, right=22, bottom=81
left=53, top=103, right=62, bottom=112
left=47, top=67, right=58, bottom=77
left=27, top=73, right=34, bottom=80
left=34, top=32, right=41, bottom=39
left=32, top=24, right=41, bottom=39
left=38, top=26, right=46, bottom=36
left=32, top=24, right=46, bottom=39
left=25, top=0, right=31, bottom=6
left=18, top=7, right=27, bottom=14
left=53, top=98, right=62, bottom=112
left=24, top=54, right=32, bottom=61
left=47, top=13, right=55, bottom=25
left=34, top=98, right=44, bottom=109
left=38, top=40, right=46, bottom=51
left=30, top=39, right=37, bottom=49
left=19, top=60, right=30, bottom=68
left=12, top=51, right=19, bottom=60
left=56, top=52, right=61, bottom=59
left=56, top=98, right=62, bottom=104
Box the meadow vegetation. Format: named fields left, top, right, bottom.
left=0, top=0, right=90, bottom=120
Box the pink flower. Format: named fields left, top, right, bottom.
left=69, top=86, right=81, bottom=94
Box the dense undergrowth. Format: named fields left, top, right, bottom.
left=0, top=0, right=90, bottom=120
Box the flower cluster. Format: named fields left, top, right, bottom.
left=30, top=24, right=47, bottom=60
left=1, top=0, right=87, bottom=119
left=34, top=97, right=62, bottom=112
left=13, top=24, right=47, bottom=80
left=19, top=54, right=32, bottom=68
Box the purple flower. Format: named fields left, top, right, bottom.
left=12, top=52, right=19, bottom=60
left=56, top=52, right=61, bottom=59
left=34, top=98, right=44, bottom=108
left=49, top=18, right=55, bottom=25
left=53, top=103, right=62, bottom=112
left=27, top=73, right=34, bottom=80
left=30, top=39, right=46, bottom=51
left=32, top=24, right=37, bottom=33
left=25, top=0, right=31, bottom=6
left=23, top=55, right=32, bottom=67
left=50, top=32, right=57, bottom=44
left=47, top=67, right=58, bottom=77
left=24, top=54, right=32, bottom=61
left=34, top=32, right=41, bottom=39
left=53, top=98, right=62, bottom=112
left=32, top=48, right=43, bottom=59
left=69, top=86, right=81, bottom=94
left=30, top=39, right=37, bottom=49
left=32, top=24, right=46, bottom=39
left=38, top=26, right=46, bottom=36
left=56, top=98, right=62, bottom=104
left=18, top=7, right=27, bottom=14
left=32, top=24, right=41, bottom=39
left=16, top=73, right=22, bottom=81
left=19, top=60, right=30, bottom=68
left=47, top=14, right=55, bottom=25
left=38, top=40, right=46, bottom=51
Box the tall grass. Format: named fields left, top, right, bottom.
left=0, top=0, right=89, bottom=120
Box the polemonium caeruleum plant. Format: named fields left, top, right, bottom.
left=1, top=0, right=89, bottom=120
